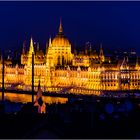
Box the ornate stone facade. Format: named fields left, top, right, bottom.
left=1, top=20, right=140, bottom=95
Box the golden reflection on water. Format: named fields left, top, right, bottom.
left=0, top=92, right=68, bottom=104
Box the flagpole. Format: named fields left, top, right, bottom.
left=32, top=52, right=34, bottom=103
left=2, top=52, right=4, bottom=101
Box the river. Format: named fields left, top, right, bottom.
left=0, top=92, right=68, bottom=104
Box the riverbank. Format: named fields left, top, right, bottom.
left=1, top=88, right=140, bottom=98
left=0, top=96, right=140, bottom=138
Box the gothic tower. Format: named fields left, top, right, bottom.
left=99, top=43, right=105, bottom=63
left=27, top=37, right=34, bottom=66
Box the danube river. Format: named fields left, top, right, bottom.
left=0, top=92, right=68, bottom=104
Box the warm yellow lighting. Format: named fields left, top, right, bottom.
left=1, top=21, right=140, bottom=96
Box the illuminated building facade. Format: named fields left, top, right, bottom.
left=1, top=20, right=140, bottom=95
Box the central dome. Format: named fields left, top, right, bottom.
left=52, top=20, right=70, bottom=46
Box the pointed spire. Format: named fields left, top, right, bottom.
left=59, top=18, right=63, bottom=33
left=136, top=56, right=139, bottom=69
left=37, top=42, right=39, bottom=51
left=99, top=43, right=103, bottom=55
left=99, top=43, right=105, bottom=62
left=7, top=55, right=10, bottom=60
left=29, top=37, right=34, bottom=55
left=30, top=37, right=33, bottom=47
left=22, top=41, right=26, bottom=54
left=49, top=36, right=51, bottom=46
left=89, top=44, right=92, bottom=55
left=74, top=49, right=77, bottom=55
left=126, top=56, right=129, bottom=63
left=120, top=56, right=128, bottom=70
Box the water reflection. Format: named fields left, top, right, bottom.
left=0, top=92, right=68, bottom=104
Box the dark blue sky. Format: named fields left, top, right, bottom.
left=1, top=1, right=140, bottom=55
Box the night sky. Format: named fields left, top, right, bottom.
left=1, top=1, right=140, bottom=55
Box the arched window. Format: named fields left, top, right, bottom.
left=57, top=56, right=60, bottom=65
left=62, top=56, right=65, bottom=65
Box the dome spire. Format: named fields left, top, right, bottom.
left=59, top=18, right=63, bottom=33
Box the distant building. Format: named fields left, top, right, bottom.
left=0, top=20, right=140, bottom=95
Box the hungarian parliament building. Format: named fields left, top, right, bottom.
left=0, top=21, right=140, bottom=95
